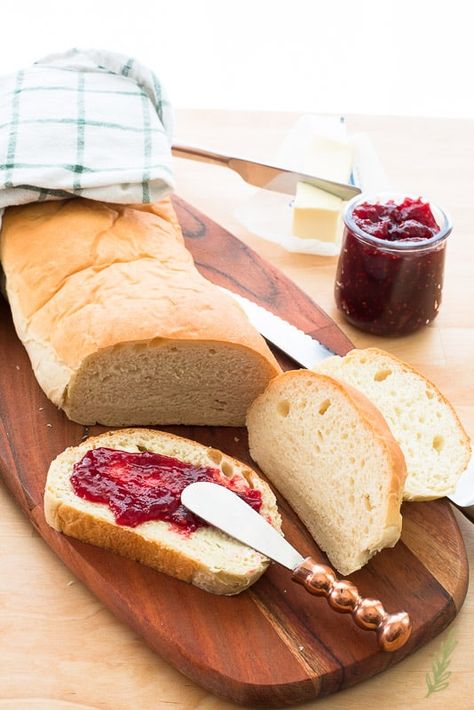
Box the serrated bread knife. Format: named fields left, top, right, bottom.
left=181, top=482, right=412, bottom=651
left=221, top=287, right=474, bottom=519
left=219, top=287, right=335, bottom=368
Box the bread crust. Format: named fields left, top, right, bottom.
left=44, top=428, right=281, bottom=595
left=1, top=198, right=281, bottom=420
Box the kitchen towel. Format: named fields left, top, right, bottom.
left=0, top=48, right=174, bottom=217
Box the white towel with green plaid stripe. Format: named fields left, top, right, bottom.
left=0, top=48, right=174, bottom=212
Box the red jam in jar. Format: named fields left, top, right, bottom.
left=70, top=447, right=262, bottom=533
left=335, top=195, right=452, bottom=336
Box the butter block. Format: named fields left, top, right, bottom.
left=291, top=136, right=352, bottom=241
left=292, top=183, right=343, bottom=242
left=302, top=137, right=353, bottom=183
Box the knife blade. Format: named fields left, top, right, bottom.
left=183, top=481, right=303, bottom=571
left=181, top=482, right=412, bottom=652
left=448, top=453, right=474, bottom=522
left=220, top=287, right=335, bottom=368
left=172, top=144, right=360, bottom=201
left=449, top=454, right=474, bottom=506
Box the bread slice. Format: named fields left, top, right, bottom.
left=44, top=428, right=281, bottom=595
left=246, top=371, right=406, bottom=576
left=1, top=197, right=281, bottom=426
left=314, top=348, right=471, bottom=500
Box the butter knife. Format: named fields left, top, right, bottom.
left=181, top=482, right=412, bottom=652
left=172, top=144, right=360, bottom=201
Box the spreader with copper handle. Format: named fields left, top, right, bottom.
left=181, top=482, right=411, bottom=652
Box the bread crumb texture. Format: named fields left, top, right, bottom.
left=247, top=370, right=406, bottom=575
left=315, top=348, right=471, bottom=500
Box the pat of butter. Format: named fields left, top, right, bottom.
left=292, top=183, right=343, bottom=241
left=292, top=137, right=353, bottom=242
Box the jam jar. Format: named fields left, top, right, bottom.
left=334, top=194, right=452, bottom=336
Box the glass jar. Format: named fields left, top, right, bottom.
left=334, top=193, right=452, bottom=336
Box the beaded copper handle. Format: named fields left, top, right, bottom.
left=292, top=557, right=412, bottom=651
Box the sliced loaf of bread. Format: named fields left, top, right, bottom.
left=315, top=348, right=471, bottom=500
left=44, top=428, right=281, bottom=595
left=247, top=371, right=407, bottom=576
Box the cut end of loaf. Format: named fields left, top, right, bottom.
left=315, top=348, right=471, bottom=501
left=247, top=370, right=406, bottom=576
left=44, top=428, right=282, bottom=595
left=63, top=340, right=280, bottom=426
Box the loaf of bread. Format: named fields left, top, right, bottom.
left=44, top=428, right=281, bottom=595
left=246, top=370, right=407, bottom=575
left=314, top=348, right=471, bottom=500
left=0, top=197, right=280, bottom=426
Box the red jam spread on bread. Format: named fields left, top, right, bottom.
left=335, top=197, right=445, bottom=335
left=70, top=447, right=262, bottom=532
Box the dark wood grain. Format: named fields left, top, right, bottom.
left=0, top=197, right=468, bottom=707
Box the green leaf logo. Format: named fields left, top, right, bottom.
left=425, top=629, right=458, bottom=698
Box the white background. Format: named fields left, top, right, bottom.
left=1, top=0, right=474, bottom=118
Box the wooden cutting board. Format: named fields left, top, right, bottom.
left=0, top=196, right=468, bottom=707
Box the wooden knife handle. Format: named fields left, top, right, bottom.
left=292, top=557, right=412, bottom=652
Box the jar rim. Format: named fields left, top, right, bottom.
left=342, top=192, right=452, bottom=251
